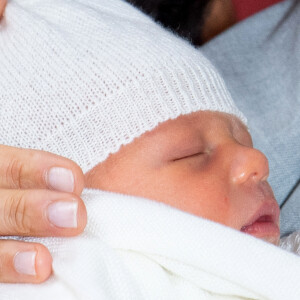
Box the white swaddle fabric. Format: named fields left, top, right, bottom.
left=1, top=189, right=300, bottom=300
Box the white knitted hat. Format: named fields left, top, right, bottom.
left=0, top=0, right=246, bottom=174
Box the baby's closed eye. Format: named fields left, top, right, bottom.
left=172, top=151, right=207, bottom=162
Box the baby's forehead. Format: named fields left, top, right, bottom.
left=134, top=110, right=251, bottom=155
left=146, top=111, right=244, bottom=137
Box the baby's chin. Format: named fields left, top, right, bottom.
left=242, top=227, right=280, bottom=246
left=260, top=235, right=280, bottom=246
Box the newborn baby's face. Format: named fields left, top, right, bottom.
left=85, top=111, right=280, bottom=245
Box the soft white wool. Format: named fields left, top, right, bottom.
left=1, top=189, right=300, bottom=300
left=0, top=0, right=246, bottom=173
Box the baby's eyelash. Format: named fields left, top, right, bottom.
left=173, top=151, right=205, bottom=162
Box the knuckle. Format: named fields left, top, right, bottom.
left=3, top=192, right=31, bottom=235
left=5, top=159, right=24, bottom=189
left=28, top=149, right=42, bottom=162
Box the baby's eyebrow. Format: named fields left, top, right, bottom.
left=230, top=118, right=253, bottom=147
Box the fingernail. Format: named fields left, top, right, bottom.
left=46, top=167, right=74, bottom=192
left=47, top=201, right=78, bottom=228
left=14, top=251, right=36, bottom=276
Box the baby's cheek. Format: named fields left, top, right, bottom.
left=200, top=197, right=232, bottom=225
left=158, top=173, right=232, bottom=225
left=183, top=179, right=231, bottom=224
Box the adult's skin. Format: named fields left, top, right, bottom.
left=0, top=0, right=6, bottom=18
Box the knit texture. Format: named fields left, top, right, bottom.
left=0, top=0, right=246, bottom=173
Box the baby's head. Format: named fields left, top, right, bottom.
left=85, top=110, right=280, bottom=245
left=3, top=0, right=279, bottom=245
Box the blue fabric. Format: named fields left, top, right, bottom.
left=201, top=0, right=300, bottom=236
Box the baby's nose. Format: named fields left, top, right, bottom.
left=230, top=145, right=269, bottom=185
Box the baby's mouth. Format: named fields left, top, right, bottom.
left=240, top=200, right=280, bottom=242
left=241, top=215, right=278, bottom=233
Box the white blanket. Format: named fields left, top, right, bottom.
left=1, top=189, right=300, bottom=300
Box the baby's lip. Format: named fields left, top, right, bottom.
left=240, top=199, right=280, bottom=239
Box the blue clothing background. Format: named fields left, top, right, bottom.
left=201, top=0, right=300, bottom=236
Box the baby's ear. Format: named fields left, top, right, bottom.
left=0, top=0, right=7, bottom=19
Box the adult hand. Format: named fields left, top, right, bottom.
left=0, top=0, right=6, bottom=19
left=0, top=145, right=86, bottom=283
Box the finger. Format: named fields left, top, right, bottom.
left=0, top=240, right=52, bottom=283
left=0, top=0, right=7, bottom=19
left=0, top=189, right=87, bottom=236
left=0, top=145, right=84, bottom=195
